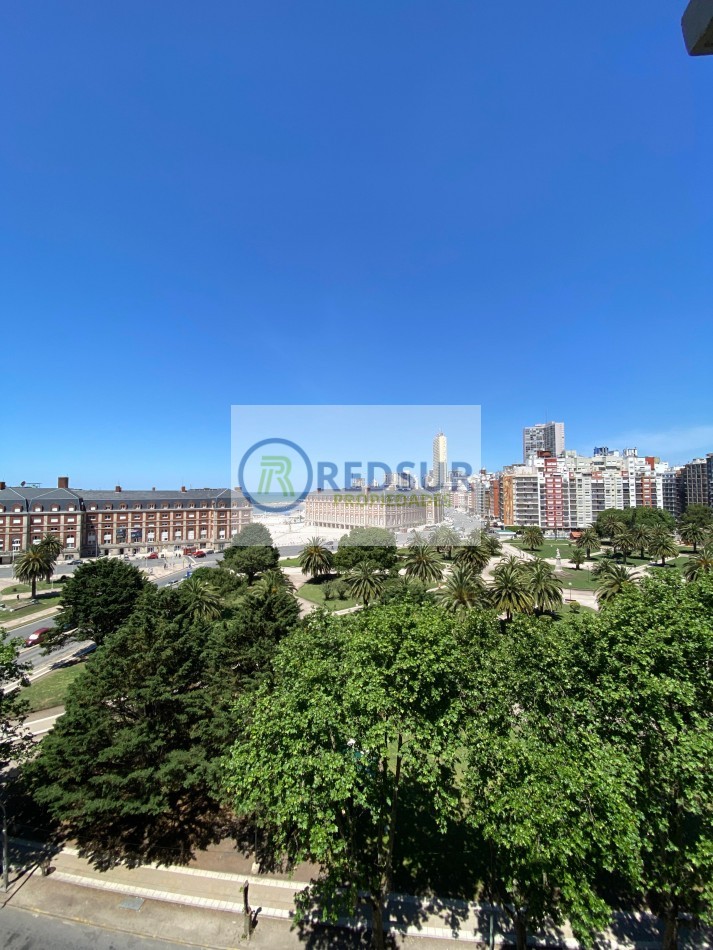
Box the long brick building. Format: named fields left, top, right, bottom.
left=0, top=476, right=251, bottom=563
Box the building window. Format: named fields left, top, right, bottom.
left=52, top=505, right=60, bottom=512
left=90, top=505, right=97, bottom=511
left=34, top=505, right=43, bottom=512
left=50, top=517, right=59, bottom=524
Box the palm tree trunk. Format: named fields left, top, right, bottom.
left=31, top=577, right=37, bottom=599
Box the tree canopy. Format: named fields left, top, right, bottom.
left=47, top=558, right=150, bottom=650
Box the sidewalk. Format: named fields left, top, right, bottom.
left=5, top=838, right=709, bottom=949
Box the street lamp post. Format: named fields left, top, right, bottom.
left=1, top=799, right=9, bottom=892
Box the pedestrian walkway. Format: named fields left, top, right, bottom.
left=6, top=838, right=708, bottom=949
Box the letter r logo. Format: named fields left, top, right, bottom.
left=258, top=455, right=294, bottom=497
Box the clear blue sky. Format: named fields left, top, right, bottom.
left=2, top=1, right=711, bottom=489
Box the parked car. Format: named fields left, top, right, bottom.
left=205, top=549, right=215, bottom=555
left=24, top=626, right=52, bottom=648
left=146, top=552, right=159, bottom=560
left=68, top=558, right=81, bottom=565
left=193, top=550, right=206, bottom=558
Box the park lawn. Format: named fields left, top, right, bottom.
left=4, top=580, right=55, bottom=594
left=510, top=539, right=576, bottom=560
left=557, top=567, right=600, bottom=591
left=298, top=577, right=358, bottom=611
left=279, top=557, right=302, bottom=567
left=0, top=600, right=60, bottom=622
left=23, top=663, right=86, bottom=713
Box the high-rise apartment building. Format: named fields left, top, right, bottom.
left=680, top=456, right=712, bottom=509
left=432, top=432, right=448, bottom=489
left=522, top=421, right=565, bottom=462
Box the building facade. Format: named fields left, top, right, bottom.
left=305, top=489, right=443, bottom=531
left=522, top=421, right=565, bottom=462
left=432, top=432, right=448, bottom=489
left=0, top=477, right=251, bottom=563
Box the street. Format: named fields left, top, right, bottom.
left=1, top=905, right=198, bottom=950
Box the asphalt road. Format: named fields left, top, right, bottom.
left=1, top=906, right=197, bottom=950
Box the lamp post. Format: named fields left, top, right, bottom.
left=1, top=798, right=9, bottom=892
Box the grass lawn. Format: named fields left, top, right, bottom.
left=3, top=580, right=56, bottom=594
left=0, top=600, right=60, bottom=622
left=23, top=663, right=86, bottom=713
left=510, top=539, right=577, bottom=560
left=298, top=577, right=358, bottom=611
left=557, top=567, right=600, bottom=591
left=555, top=601, right=596, bottom=618
left=279, top=557, right=302, bottom=567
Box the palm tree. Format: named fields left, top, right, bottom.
left=683, top=544, right=713, bottom=582
left=596, top=512, right=622, bottom=541
left=345, top=562, right=384, bottom=606
left=679, top=523, right=706, bottom=554
left=252, top=568, right=295, bottom=596
left=630, top=525, right=652, bottom=561
left=521, top=526, right=544, bottom=552
left=403, top=544, right=443, bottom=584
left=437, top=565, right=489, bottom=612
left=454, top=542, right=490, bottom=574
left=489, top=557, right=534, bottom=621
left=298, top=537, right=333, bottom=579
left=432, top=525, right=460, bottom=558
left=522, top=558, right=563, bottom=615
left=569, top=548, right=586, bottom=570
left=612, top=525, right=635, bottom=564
left=39, top=532, right=63, bottom=576
left=575, top=527, right=600, bottom=559
left=595, top=563, right=636, bottom=604
left=14, top=545, right=55, bottom=599
left=648, top=528, right=679, bottom=567
left=480, top=534, right=502, bottom=558
left=178, top=575, right=223, bottom=622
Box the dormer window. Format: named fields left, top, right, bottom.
left=34, top=505, right=43, bottom=512
left=52, top=505, right=60, bottom=512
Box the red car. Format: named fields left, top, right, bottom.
left=193, top=550, right=206, bottom=558
left=146, top=552, right=159, bottom=559
left=25, top=626, right=52, bottom=648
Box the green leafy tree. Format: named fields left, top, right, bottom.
left=678, top=503, right=713, bottom=533
left=1, top=629, right=32, bottom=772
left=522, top=557, right=563, bottom=614
left=575, top=527, right=600, bottom=559
left=230, top=522, right=274, bottom=547
left=594, top=561, right=636, bottom=604
left=298, top=537, right=333, bottom=579
left=251, top=567, right=295, bottom=597
left=344, top=561, right=385, bottom=606
left=222, top=604, right=465, bottom=949
left=437, top=564, right=489, bottom=612
left=569, top=548, right=586, bottom=570
left=489, top=557, right=534, bottom=621
left=222, top=538, right=279, bottom=585
left=648, top=527, right=679, bottom=567
left=377, top=575, right=433, bottom=606
left=29, top=590, right=227, bottom=866
left=464, top=617, right=641, bottom=950
left=47, top=558, right=150, bottom=650
left=333, top=527, right=397, bottom=573
left=403, top=544, right=443, bottom=584
left=13, top=545, right=54, bottom=599
left=573, top=574, right=713, bottom=949
left=520, top=525, right=544, bottom=552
